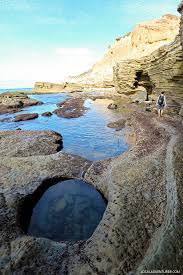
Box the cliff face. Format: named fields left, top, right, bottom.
left=34, top=82, right=66, bottom=92
left=34, top=81, right=91, bottom=93
left=178, top=1, right=183, bottom=47
left=68, top=14, right=180, bottom=86
left=114, top=35, right=183, bottom=95
left=114, top=21, right=183, bottom=114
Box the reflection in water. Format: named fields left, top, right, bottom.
left=0, top=93, right=128, bottom=160
left=28, top=179, right=107, bottom=241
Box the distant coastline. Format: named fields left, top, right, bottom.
left=0, top=88, right=32, bottom=94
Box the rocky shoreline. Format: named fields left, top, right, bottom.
left=33, top=82, right=114, bottom=94
left=54, top=98, right=88, bottom=119
left=0, top=92, right=42, bottom=115
left=1, top=2, right=183, bottom=274
left=0, top=86, right=182, bottom=274
left=0, top=111, right=182, bottom=274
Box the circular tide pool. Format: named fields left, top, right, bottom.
left=27, top=179, right=107, bottom=242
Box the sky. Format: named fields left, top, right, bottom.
left=0, top=0, right=180, bottom=88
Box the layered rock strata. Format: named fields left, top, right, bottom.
left=33, top=15, right=179, bottom=91
left=113, top=4, right=183, bottom=115
left=1, top=4, right=183, bottom=275
left=34, top=82, right=84, bottom=93
left=68, top=15, right=180, bottom=86
left=178, top=1, right=183, bottom=44
left=33, top=81, right=114, bottom=93
left=114, top=34, right=183, bottom=114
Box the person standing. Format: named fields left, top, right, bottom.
left=156, top=92, right=166, bottom=117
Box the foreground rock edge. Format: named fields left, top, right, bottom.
left=0, top=130, right=63, bottom=157
left=0, top=92, right=43, bottom=115
left=0, top=111, right=182, bottom=274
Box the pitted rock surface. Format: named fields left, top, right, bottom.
left=0, top=92, right=42, bottom=114
left=0, top=112, right=182, bottom=274
left=0, top=130, right=63, bottom=157
left=54, top=98, right=88, bottom=118
left=14, top=113, right=38, bottom=122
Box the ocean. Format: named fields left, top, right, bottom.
left=0, top=88, right=32, bottom=94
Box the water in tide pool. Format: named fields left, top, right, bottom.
left=0, top=93, right=128, bottom=161
left=1, top=91, right=126, bottom=242
left=28, top=179, right=107, bottom=241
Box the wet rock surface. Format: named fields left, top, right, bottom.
left=14, top=113, right=39, bottom=122
left=54, top=98, right=88, bottom=118
left=0, top=130, right=63, bottom=157
left=0, top=112, right=182, bottom=274
left=1, top=5, right=183, bottom=274
left=107, top=103, right=118, bottom=109
left=107, top=118, right=126, bottom=130
left=41, top=111, right=52, bottom=117
left=0, top=92, right=42, bottom=114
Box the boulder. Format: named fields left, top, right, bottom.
left=131, top=88, right=147, bottom=103
left=42, top=112, right=52, bottom=117
left=107, top=118, right=126, bottom=130
left=54, top=98, right=88, bottom=118
left=145, top=107, right=152, bottom=112
left=0, top=92, right=42, bottom=114
left=0, top=130, right=63, bottom=157
left=14, top=113, right=38, bottom=122
left=0, top=104, right=21, bottom=115
left=108, top=103, right=118, bottom=110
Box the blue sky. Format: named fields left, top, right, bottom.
left=0, top=0, right=180, bottom=88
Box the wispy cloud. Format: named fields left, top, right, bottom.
left=0, top=47, right=102, bottom=88
left=55, top=47, right=101, bottom=76
left=120, top=0, right=179, bottom=17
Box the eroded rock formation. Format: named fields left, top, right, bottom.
left=33, top=15, right=179, bottom=91
left=14, top=113, right=39, bottom=122
left=0, top=112, right=182, bottom=274
left=0, top=130, right=63, bottom=157
left=0, top=92, right=42, bottom=114
left=41, top=111, right=53, bottom=117
left=33, top=81, right=109, bottom=93
left=54, top=98, right=88, bottom=118
left=0, top=4, right=183, bottom=275
left=107, top=118, right=126, bottom=130
left=68, top=15, right=180, bottom=87
left=114, top=25, right=183, bottom=115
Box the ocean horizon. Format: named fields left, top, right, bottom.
left=0, top=88, right=32, bottom=94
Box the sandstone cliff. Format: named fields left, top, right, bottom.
left=178, top=1, right=183, bottom=47
left=34, top=81, right=90, bottom=93
left=33, top=81, right=114, bottom=93
left=68, top=14, right=180, bottom=86
left=114, top=31, right=183, bottom=115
